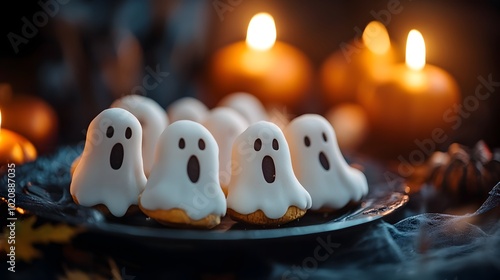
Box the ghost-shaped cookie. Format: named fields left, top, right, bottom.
left=226, top=121, right=312, bottom=225
left=202, top=107, right=248, bottom=195
left=217, top=92, right=268, bottom=124
left=167, top=97, right=208, bottom=123
left=70, top=108, right=147, bottom=217
left=139, top=120, right=226, bottom=228
left=284, top=114, right=368, bottom=211
left=111, top=95, right=168, bottom=176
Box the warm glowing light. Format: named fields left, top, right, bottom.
left=246, top=13, right=276, bottom=51
left=362, top=21, right=391, bottom=55
left=406, top=29, right=426, bottom=71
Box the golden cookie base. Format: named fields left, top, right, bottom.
left=138, top=199, right=221, bottom=229
left=228, top=206, right=306, bottom=226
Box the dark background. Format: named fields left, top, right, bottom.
left=0, top=0, right=499, bottom=154
left=1, top=2, right=500, bottom=278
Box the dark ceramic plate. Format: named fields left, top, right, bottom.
left=0, top=145, right=409, bottom=244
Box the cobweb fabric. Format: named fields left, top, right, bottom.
left=274, top=183, right=500, bottom=279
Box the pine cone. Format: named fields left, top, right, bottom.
left=426, top=141, right=499, bottom=202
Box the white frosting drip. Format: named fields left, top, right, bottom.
left=111, top=95, right=168, bottom=176
left=140, top=120, right=227, bottom=220
left=284, top=114, right=369, bottom=210
left=203, top=107, right=248, bottom=192
left=70, top=108, right=147, bottom=217
left=217, top=92, right=268, bottom=124
left=167, top=97, right=208, bottom=123
left=227, top=121, right=312, bottom=219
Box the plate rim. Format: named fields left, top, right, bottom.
left=69, top=191, right=409, bottom=241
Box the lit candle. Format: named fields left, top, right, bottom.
left=0, top=110, right=37, bottom=166
left=359, top=30, right=460, bottom=156
left=205, top=13, right=313, bottom=110
left=320, top=21, right=395, bottom=106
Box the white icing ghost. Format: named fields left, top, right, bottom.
left=227, top=121, right=312, bottom=219
left=284, top=114, right=368, bottom=210
left=140, top=120, right=226, bottom=220
left=167, top=97, right=208, bottom=123
left=217, top=92, right=268, bottom=124
left=202, top=107, right=248, bottom=193
left=70, top=108, right=147, bottom=217
left=111, top=95, right=168, bottom=176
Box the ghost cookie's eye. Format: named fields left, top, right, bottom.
left=254, top=138, right=262, bottom=151
left=198, top=139, right=205, bottom=150
left=106, top=126, right=114, bottom=138
left=322, top=132, right=327, bottom=142
left=125, top=127, right=132, bottom=139
left=179, top=138, right=186, bottom=149
left=304, top=136, right=311, bottom=147
left=272, top=139, right=279, bottom=151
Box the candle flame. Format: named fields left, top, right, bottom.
left=362, top=21, right=391, bottom=55
left=0, top=109, right=2, bottom=129
left=406, top=29, right=426, bottom=71
left=246, top=13, right=276, bottom=51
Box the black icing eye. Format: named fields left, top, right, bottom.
left=179, top=138, right=185, bottom=149
left=322, top=132, right=327, bottom=142
left=106, top=126, right=114, bottom=138
left=254, top=138, right=262, bottom=151
left=125, top=127, right=132, bottom=139
left=304, top=136, right=311, bottom=147
left=198, top=139, right=205, bottom=150
left=272, top=139, right=279, bottom=150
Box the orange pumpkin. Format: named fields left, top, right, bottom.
left=0, top=84, right=59, bottom=154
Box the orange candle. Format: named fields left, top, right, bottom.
left=359, top=30, right=460, bottom=154
left=0, top=110, right=37, bottom=166
left=205, top=13, right=313, bottom=109
left=320, top=21, right=396, bottom=106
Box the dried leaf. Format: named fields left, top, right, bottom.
left=1, top=216, right=81, bottom=262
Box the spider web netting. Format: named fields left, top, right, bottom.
left=273, top=183, right=500, bottom=279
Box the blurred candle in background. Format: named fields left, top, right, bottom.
left=359, top=30, right=460, bottom=158
left=0, top=110, right=37, bottom=166
left=320, top=21, right=395, bottom=107
left=0, top=84, right=59, bottom=154
left=205, top=12, right=313, bottom=110
left=326, top=103, right=369, bottom=153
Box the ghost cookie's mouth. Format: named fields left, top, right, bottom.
left=110, top=143, right=124, bottom=170
left=187, top=155, right=200, bottom=183
left=262, top=155, right=276, bottom=183
left=319, top=151, right=330, bottom=171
